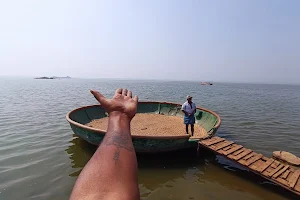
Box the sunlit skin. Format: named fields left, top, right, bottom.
left=70, top=88, right=140, bottom=200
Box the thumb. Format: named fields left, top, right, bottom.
left=90, top=90, right=108, bottom=105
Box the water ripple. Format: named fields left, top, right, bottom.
left=0, top=79, right=299, bottom=200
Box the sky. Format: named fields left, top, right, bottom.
left=0, top=0, right=299, bottom=84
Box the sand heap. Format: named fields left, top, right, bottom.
left=86, top=113, right=207, bottom=138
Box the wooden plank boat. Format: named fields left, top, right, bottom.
left=199, top=136, right=300, bottom=196
left=66, top=102, right=221, bottom=153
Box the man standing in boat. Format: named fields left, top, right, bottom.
left=181, top=95, right=196, bottom=136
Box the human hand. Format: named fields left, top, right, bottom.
left=90, top=88, right=138, bottom=119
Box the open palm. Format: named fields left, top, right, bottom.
left=91, top=88, right=138, bottom=119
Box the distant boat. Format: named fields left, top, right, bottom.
left=200, top=82, right=213, bottom=85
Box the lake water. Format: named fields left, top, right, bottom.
left=0, top=78, right=299, bottom=200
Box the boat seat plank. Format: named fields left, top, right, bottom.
left=249, top=159, right=262, bottom=171
left=228, top=148, right=252, bottom=161
left=222, top=146, right=231, bottom=151
left=249, top=157, right=271, bottom=172
left=238, top=152, right=257, bottom=165
left=199, top=136, right=218, bottom=144
left=243, top=152, right=255, bottom=160
left=239, top=153, right=263, bottom=166
left=288, top=170, right=300, bottom=189
left=271, top=160, right=280, bottom=168
left=295, top=180, right=300, bottom=192
left=255, top=158, right=274, bottom=173
left=201, top=137, right=225, bottom=146
left=264, top=167, right=274, bottom=175
left=232, top=148, right=244, bottom=156
left=219, top=144, right=243, bottom=156
left=213, top=141, right=234, bottom=151
left=281, top=170, right=290, bottom=179
left=273, top=165, right=290, bottom=179
left=276, top=177, right=288, bottom=186
left=266, top=164, right=285, bottom=177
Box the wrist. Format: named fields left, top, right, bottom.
left=109, top=111, right=132, bottom=122
left=107, top=111, right=131, bottom=134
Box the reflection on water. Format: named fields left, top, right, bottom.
left=65, top=136, right=97, bottom=177
left=65, top=136, right=296, bottom=200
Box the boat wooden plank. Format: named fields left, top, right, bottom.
left=232, top=148, right=244, bottom=156
left=295, top=179, right=300, bottom=193
left=199, top=138, right=213, bottom=146
left=281, top=170, right=290, bottom=179
left=222, top=145, right=243, bottom=156
left=267, top=164, right=285, bottom=177
left=295, top=184, right=300, bottom=193
left=276, top=177, right=288, bottom=186
left=288, top=170, right=300, bottom=189
left=207, top=137, right=224, bottom=145
left=201, top=137, right=225, bottom=146
left=249, top=159, right=262, bottom=171
left=243, top=152, right=255, bottom=160
left=289, top=167, right=296, bottom=173
left=261, top=156, right=269, bottom=160
left=222, top=146, right=231, bottom=151
left=273, top=165, right=290, bottom=179
left=214, top=141, right=234, bottom=151
left=271, top=160, right=280, bottom=168
left=239, top=153, right=263, bottom=166
left=249, top=157, right=270, bottom=172
left=262, top=161, right=278, bottom=176
left=263, top=167, right=274, bottom=176
left=256, top=158, right=274, bottom=173
left=238, top=152, right=256, bottom=165
left=286, top=169, right=295, bottom=180
left=217, top=144, right=232, bottom=154
left=198, top=137, right=300, bottom=196
left=228, top=148, right=252, bottom=161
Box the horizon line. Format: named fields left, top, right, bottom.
left=1, top=75, right=300, bottom=86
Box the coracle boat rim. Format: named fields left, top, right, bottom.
left=66, top=101, right=221, bottom=139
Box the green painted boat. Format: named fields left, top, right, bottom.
left=66, top=102, right=221, bottom=153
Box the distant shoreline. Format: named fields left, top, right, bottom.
left=34, top=76, right=71, bottom=80
left=0, top=76, right=299, bottom=85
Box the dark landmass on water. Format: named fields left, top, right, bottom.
left=34, top=76, right=71, bottom=79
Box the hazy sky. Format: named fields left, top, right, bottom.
left=0, top=0, right=299, bottom=83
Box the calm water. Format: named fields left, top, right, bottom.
left=0, top=78, right=299, bottom=200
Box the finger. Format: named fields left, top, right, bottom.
left=133, top=95, right=138, bottom=102
left=116, top=88, right=122, bottom=95
left=90, top=90, right=107, bottom=105
left=127, top=90, right=132, bottom=98
left=122, top=88, right=128, bottom=96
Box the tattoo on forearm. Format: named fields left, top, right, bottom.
left=103, top=132, right=134, bottom=163
left=104, top=133, right=134, bottom=151
left=113, top=148, right=120, bottom=163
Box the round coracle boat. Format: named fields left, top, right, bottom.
left=66, top=102, right=221, bottom=153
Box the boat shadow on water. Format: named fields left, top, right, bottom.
left=65, top=136, right=297, bottom=199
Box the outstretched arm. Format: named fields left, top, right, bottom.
left=70, top=88, right=140, bottom=200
